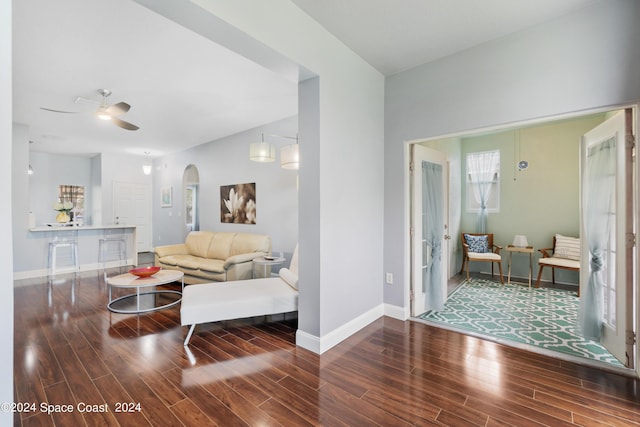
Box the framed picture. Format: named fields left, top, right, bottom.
left=220, top=182, right=256, bottom=224
left=161, top=186, right=172, bottom=207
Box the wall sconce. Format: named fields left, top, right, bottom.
left=280, top=135, right=299, bottom=170
left=249, top=134, right=276, bottom=162
left=28, top=164, right=34, bottom=175
left=142, top=152, right=152, bottom=175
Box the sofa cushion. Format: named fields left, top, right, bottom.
left=279, top=268, right=298, bottom=290
left=197, top=258, right=226, bottom=273
left=289, top=244, right=299, bottom=275
left=177, top=257, right=204, bottom=270
left=185, top=232, right=214, bottom=258
left=206, top=232, right=235, bottom=260
left=230, top=233, right=271, bottom=256
left=158, top=254, right=194, bottom=266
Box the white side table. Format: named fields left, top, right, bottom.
left=252, top=256, right=286, bottom=278
left=505, top=245, right=534, bottom=288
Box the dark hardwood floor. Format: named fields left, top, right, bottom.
left=14, top=270, right=640, bottom=426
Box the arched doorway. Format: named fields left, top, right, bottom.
left=183, top=164, right=200, bottom=238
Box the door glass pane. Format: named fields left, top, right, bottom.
left=421, top=160, right=445, bottom=311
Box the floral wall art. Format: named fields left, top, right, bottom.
left=220, top=182, right=256, bottom=224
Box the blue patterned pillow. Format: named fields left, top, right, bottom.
left=465, top=234, right=489, bottom=253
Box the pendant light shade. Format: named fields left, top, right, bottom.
left=142, top=152, right=152, bottom=175
left=280, top=143, right=299, bottom=170
left=250, top=134, right=276, bottom=162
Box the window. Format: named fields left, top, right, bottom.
left=466, top=150, right=500, bottom=213
left=58, top=184, right=85, bottom=222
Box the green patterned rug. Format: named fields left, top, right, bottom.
left=419, top=278, right=623, bottom=367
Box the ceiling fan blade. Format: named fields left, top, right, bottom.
left=106, top=102, right=130, bottom=117
left=40, top=107, right=79, bottom=114
left=112, top=117, right=139, bottom=131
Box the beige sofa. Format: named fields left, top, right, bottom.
left=154, top=231, right=271, bottom=284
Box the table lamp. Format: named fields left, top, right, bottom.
left=513, top=235, right=528, bottom=247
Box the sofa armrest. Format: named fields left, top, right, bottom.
left=223, top=252, right=268, bottom=269
left=155, top=243, right=189, bottom=258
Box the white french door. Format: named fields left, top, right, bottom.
left=580, top=109, right=635, bottom=368
left=411, top=144, right=450, bottom=317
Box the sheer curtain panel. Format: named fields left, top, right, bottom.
left=422, top=161, right=445, bottom=312
left=579, top=137, right=616, bottom=341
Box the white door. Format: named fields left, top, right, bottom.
left=411, top=144, right=450, bottom=316
left=113, top=181, right=152, bottom=253
left=580, top=109, right=635, bottom=368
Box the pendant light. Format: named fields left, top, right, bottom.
left=249, top=134, right=276, bottom=162
left=142, top=152, right=152, bottom=175
left=280, top=135, right=299, bottom=170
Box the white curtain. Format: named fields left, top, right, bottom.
left=422, top=161, right=445, bottom=312
left=468, top=151, right=500, bottom=233
left=579, top=137, right=616, bottom=341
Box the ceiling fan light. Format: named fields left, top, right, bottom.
left=280, top=144, right=299, bottom=170
left=96, top=111, right=111, bottom=121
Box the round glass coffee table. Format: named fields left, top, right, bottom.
left=106, top=269, right=184, bottom=314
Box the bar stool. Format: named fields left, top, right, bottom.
left=48, top=239, right=79, bottom=276
left=98, top=235, right=127, bottom=279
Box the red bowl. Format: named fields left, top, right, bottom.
left=129, top=266, right=161, bottom=278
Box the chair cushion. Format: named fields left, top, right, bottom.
left=539, top=257, right=580, bottom=269
left=554, top=234, right=581, bottom=261
left=468, top=252, right=501, bottom=261
left=465, top=234, right=489, bottom=253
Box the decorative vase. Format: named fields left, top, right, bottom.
left=56, top=212, right=70, bottom=224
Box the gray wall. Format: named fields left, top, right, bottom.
left=384, top=0, right=640, bottom=307
left=152, top=116, right=299, bottom=255
left=137, top=0, right=386, bottom=351
left=459, top=115, right=606, bottom=284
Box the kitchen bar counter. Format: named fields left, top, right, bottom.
left=15, top=225, right=137, bottom=280
left=29, top=224, right=136, bottom=232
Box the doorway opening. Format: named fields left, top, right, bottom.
left=183, top=164, right=200, bottom=238
left=408, top=105, right=638, bottom=373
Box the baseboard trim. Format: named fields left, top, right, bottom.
left=384, top=303, right=409, bottom=320
left=13, top=258, right=136, bottom=281
left=296, top=304, right=384, bottom=354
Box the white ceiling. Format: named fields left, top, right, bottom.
left=13, top=0, right=598, bottom=158
left=13, top=0, right=298, bottom=158
left=291, top=0, right=597, bottom=75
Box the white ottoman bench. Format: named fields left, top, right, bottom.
left=181, top=277, right=298, bottom=345
left=181, top=245, right=299, bottom=345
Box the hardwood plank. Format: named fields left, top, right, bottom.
left=92, top=374, right=151, bottom=426
left=169, top=398, right=218, bottom=427
left=13, top=273, right=640, bottom=427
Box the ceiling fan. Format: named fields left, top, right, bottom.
left=41, top=89, right=139, bottom=131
